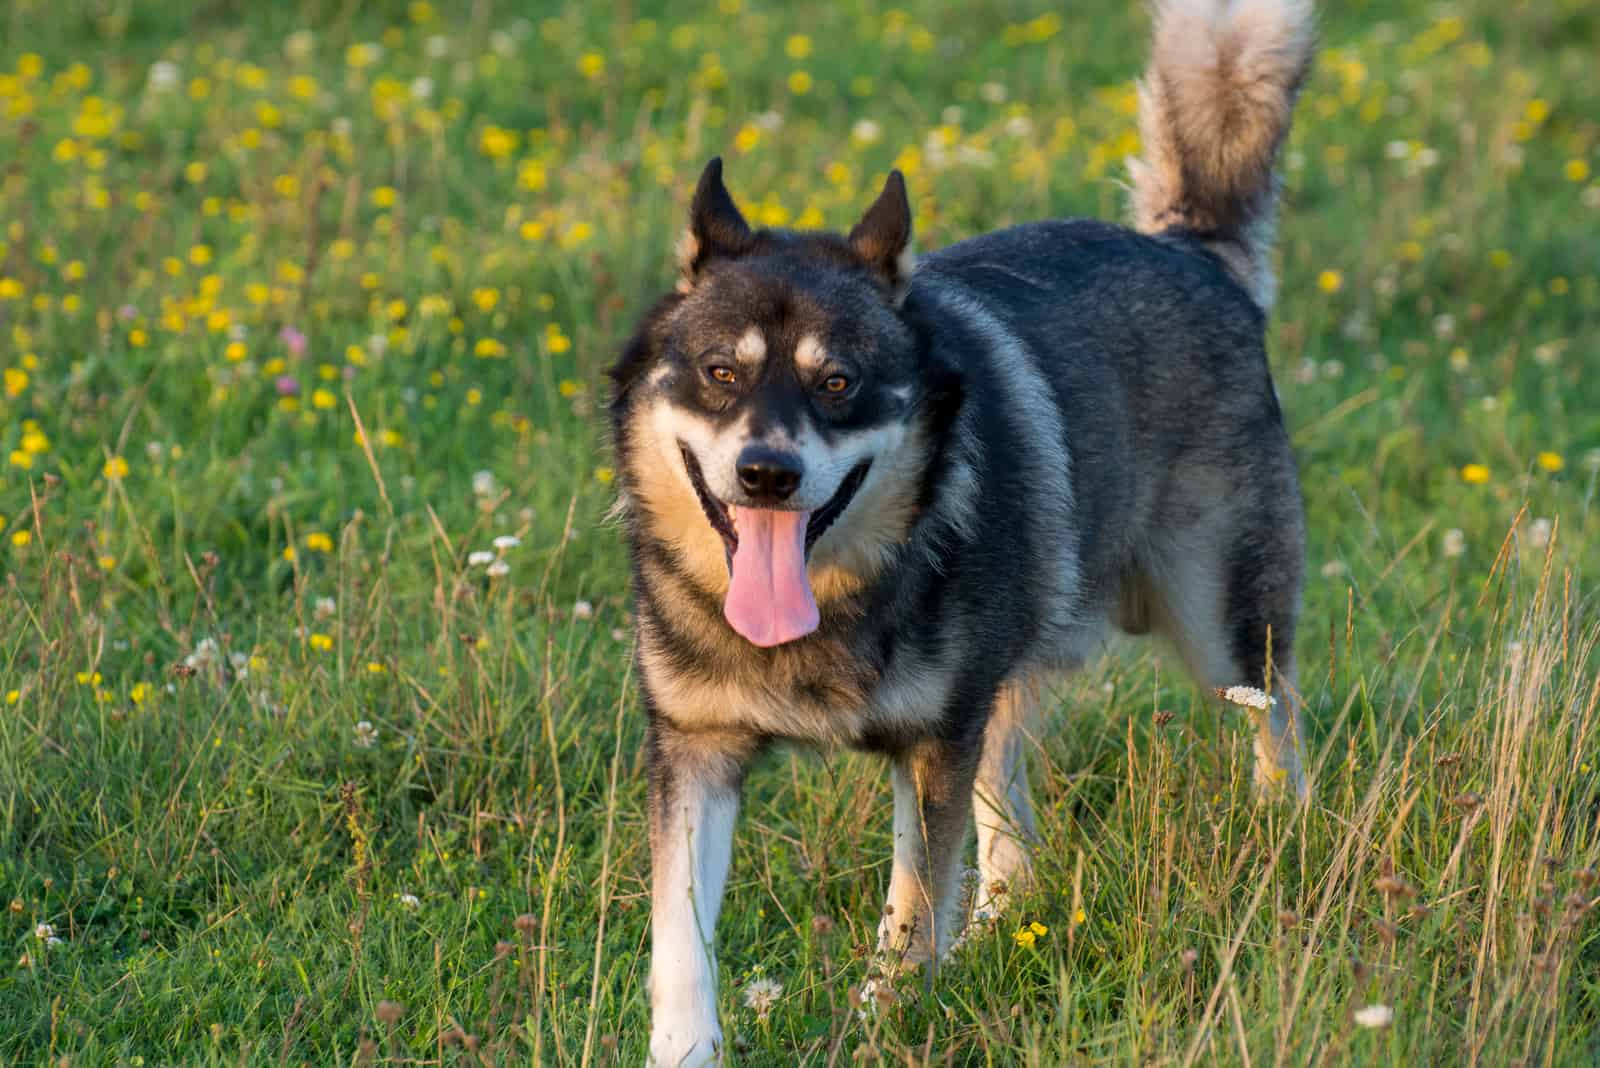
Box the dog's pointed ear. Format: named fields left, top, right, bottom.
left=676, top=157, right=752, bottom=291
left=848, top=170, right=915, bottom=305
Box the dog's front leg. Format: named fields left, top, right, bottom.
left=647, top=720, right=746, bottom=1067
left=878, top=736, right=981, bottom=968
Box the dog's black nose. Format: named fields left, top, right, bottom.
left=735, top=446, right=803, bottom=503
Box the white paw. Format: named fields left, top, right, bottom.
left=648, top=1026, right=721, bottom=1068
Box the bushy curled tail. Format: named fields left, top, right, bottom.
left=1128, top=0, right=1315, bottom=310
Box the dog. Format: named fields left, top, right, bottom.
left=607, top=1, right=1315, bottom=1061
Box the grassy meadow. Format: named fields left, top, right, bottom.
left=2, top=0, right=1599, bottom=1062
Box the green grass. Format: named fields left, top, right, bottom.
left=2, top=0, right=1598, bottom=1063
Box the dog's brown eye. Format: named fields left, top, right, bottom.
left=823, top=374, right=850, bottom=394
left=708, top=366, right=737, bottom=385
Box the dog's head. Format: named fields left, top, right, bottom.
left=610, top=158, right=957, bottom=648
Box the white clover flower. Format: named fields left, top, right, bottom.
left=148, top=61, right=181, bottom=92
left=486, top=560, right=510, bottom=578
left=492, top=535, right=521, bottom=551
left=1320, top=559, right=1347, bottom=578
left=315, top=596, right=337, bottom=619
left=185, top=638, right=222, bottom=671
left=34, top=923, right=54, bottom=941
left=1004, top=115, right=1034, bottom=139
left=472, top=470, right=497, bottom=497
left=1353, top=1003, right=1394, bottom=1029
left=400, top=893, right=421, bottom=910
left=1442, top=529, right=1466, bottom=558
left=1217, top=685, right=1275, bottom=711
left=284, top=29, right=315, bottom=59
left=353, top=721, right=378, bottom=749
left=851, top=119, right=882, bottom=146
left=467, top=550, right=495, bottom=567
left=1527, top=517, right=1552, bottom=549
left=425, top=35, right=451, bottom=58
left=572, top=600, right=594, bottom=620
left=979, top=81, right=1008, bottom=103
left=742, top=977, right=782, bottom=1018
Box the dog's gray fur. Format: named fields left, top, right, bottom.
left=609, top=2, right=1315, bottom=1061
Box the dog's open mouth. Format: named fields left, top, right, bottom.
left=680, top=444, right=871, bottom=647
left=678, top=445, right=871, bottom=556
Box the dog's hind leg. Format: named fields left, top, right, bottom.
left=879, top=735, right=982, bottom=968
left=970, top=674, right=1040, bottom=921
left=1145, top=507, right=1308, bottom=799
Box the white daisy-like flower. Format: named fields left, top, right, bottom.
left=486, top=560, right=510, bottom=578
left=399, top=893, right=421, bottom=910
left=353, top=720, right=378, bottom=749
left=1217, top=685, right=1275, bottom=711
left=34, top=923, right=54, bottom=941
left=1442, top=529, right=1466, bottom=558
left=467, top=550, right=495, bottom=567
left=572, top=600, right=594, bottom=620
left=492, top=535, right=521, bottom=551
left=1353, top=1003, right=1394, bottom=1029
left=741, top=976, right=782, bottom=1018
left=1527, top=517, right=1552, bottom=549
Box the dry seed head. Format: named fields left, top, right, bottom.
left=1375, top=875, right=1416, bottom=899
left=494, top=940, right=514, bottom=959
left=1450, top=791, right=1483, bottom=810
left=811, top=914, right=834, bottom=937
left=1576, top=868, right=1597, bottom=889
left=375, top=1000, right=404, bottom=1025
left=514, top=912, right=537, bottom=934
left=1153, top=709, right=1174, bottom=726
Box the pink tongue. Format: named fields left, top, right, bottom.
left=724, top=508, right=819, bottom=647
